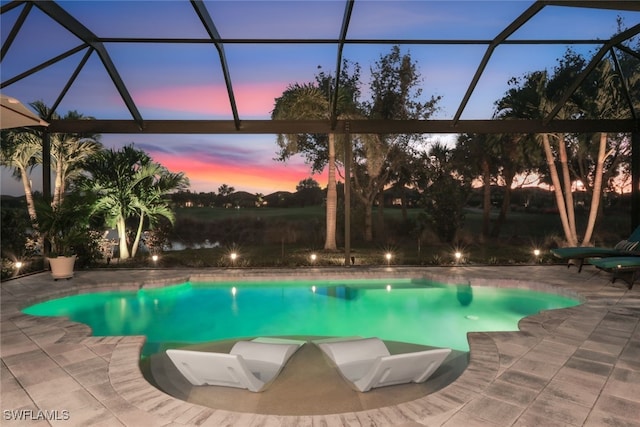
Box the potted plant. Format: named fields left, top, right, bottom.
left=37, top=192, right=94, bottom=280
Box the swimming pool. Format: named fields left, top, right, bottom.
left=22, top=278, right=580, bottom=355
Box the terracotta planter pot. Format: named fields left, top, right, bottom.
left=48, top=255, right=76, bottom=280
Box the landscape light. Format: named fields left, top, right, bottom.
left=230, top=252, right=238, bottom=266
left=385, top=252, right=392, bottom=265
left=310, top=253, right=317, bottom=263
left=454, top=251, right=462, bottom=261
left=533, top=249, right=541, bottom=257
left=14, top=261, right=23, bottom=270
left=151, top=254, right=159, bottom=262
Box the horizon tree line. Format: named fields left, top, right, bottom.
left=1, top=22, right=638, bottom=257
left=272, top=26, right=638, bottom=247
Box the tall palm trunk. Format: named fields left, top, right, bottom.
left=558, top=137, right=577, bottom=243
left=131, top=211, right=145, bottom=258
left=52, top=152, right=64, bottom=208
left=117, top=216, right=130, bottom=259
left=19, top=166, right=38, bottom=226
left=1, top=136, right=41, bottom=230
left=582, top=132, right=608, bottom=245
left=542, top=134, right=577, bottom=246
left=324, top=133, right=337, bottom=250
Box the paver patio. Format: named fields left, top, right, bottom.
left=1, top=265, right=639, bottom=426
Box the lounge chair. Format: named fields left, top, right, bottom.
left=316, top=337, right=451, bottom=392
left=587, top=256, right=640, bottom=289
left=166, top=337, right=305, bottom=392
left=551, top=226, right=640, bottom=272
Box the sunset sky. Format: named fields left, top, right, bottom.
left=1, top=1, right=638, bottom=196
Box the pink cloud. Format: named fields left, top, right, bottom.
left=132, top=82, right=288, bottom=118
left=151, top=151, right=327, bottom=194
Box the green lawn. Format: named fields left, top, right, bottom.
left=2, top=201, right=632, bottom=278
left=175, top=205, right=629, bottom=241
left=141, top=204, right=632, bottom=269
left=174, top=206, right=326, bottom=221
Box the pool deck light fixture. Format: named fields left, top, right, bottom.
left=385, top=252, right=392, bottom=265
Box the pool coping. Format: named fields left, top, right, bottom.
left=2, top=265, right=639, bottom=426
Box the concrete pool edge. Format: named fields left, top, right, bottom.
left=2, top=266, right=637, bottom=426
left=11, top=267, right=584, bottom=311
left=10, top=267, right=583, bottom=357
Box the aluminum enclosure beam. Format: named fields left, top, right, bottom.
left=47, top=119, right=639, bottom=135
left=453, top=2, right=544, bottom=125
left=32, top=1, right=143, bottom=126
left=190, top=0, right=241, bottom=130
left=330, top=0, right=355, bottom=129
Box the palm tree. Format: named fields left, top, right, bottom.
left=273, top=62, right=363, bottom=250
left=129, top=163, right=188, bottom=257
left=51, top=135, right=102, bottom=208
left=30, top=101, right=101, bottom=207
left=571, top=59, right=635, bottom=244
left=272, top=83, right=343, bottom=250
left=497, top=70, right=579, bottom=245
left=217, top=184, right=234, bottom=208
left=82, top=145, right=187, bottom=260
left=0, top=129, right=41, bottom=226
left=496, top=50, right=632, bottom=247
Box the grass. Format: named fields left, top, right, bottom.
left=2, top=203, right=632, bottom=281
left=111, top=240, right=549, bottom=269
left=100, top=205, right=629, bottom=269
left=174, top=206, right=325, bottom=221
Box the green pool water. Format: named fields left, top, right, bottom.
left=22, top=278, right=580, bottom=355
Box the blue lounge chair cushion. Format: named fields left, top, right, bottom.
left=588, top=256, right=640, bottom=288
left=551, top=226, right=640, bottom=271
